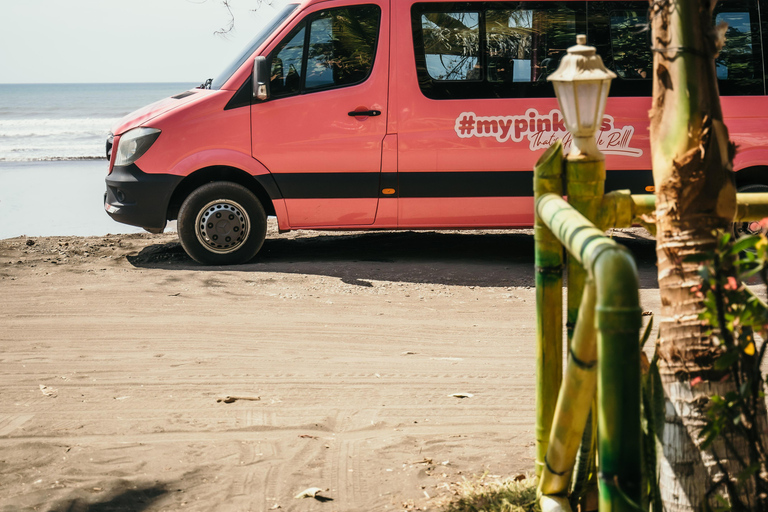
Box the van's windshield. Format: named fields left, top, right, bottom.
left=210, top=3, right=299, bottom=90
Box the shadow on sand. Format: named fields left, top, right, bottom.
left=127, top=230, right=658, bottom=289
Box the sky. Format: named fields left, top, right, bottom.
left=0, top=0, right=290, bottom=84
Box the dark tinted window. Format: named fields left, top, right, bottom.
left=589, top=0, right=764, bottom=96
left=271, top=25, right=306, bottom=97
left=714, top=6, right=764, bottom=94
left=609, top=10, right=651, bottom=80
left=414, top=0, right=765, bottom=99
left=268, top=4, right=380, bottom=98
left=413, top=2, right=584, bottom=99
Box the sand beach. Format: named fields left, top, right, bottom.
left=0, top=220, right=661, bottom=511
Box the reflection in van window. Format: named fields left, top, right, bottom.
left=268, top=5, right=380, bottom=97
left=413, top=2, right=582, bottom=99
left=486, top=10, right=533, bottom=82
left=610, top=12, right=651, bottom=80
left=271, top=26, right=306, bottom=97
left=306, top=6, right=380, bottom=90
left=715, top=11, right=754, bottom=81
left=421, top=12, right=480, bottom=80
left=596, top=0, right=764, bottom=96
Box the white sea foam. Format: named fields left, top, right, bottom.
left=0, top=82, right=194, bottom=162
left=0, top=118, right=116, bottom=138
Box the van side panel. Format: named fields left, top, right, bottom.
left=393, top=0, right=768, bottom=230
left=251, top=0, right=391, bottom=229
left=374, top=133, right=399, bottom=226
left=394, top=1, right=561, bottom=227
left=723, top=98, right=768, bottom=172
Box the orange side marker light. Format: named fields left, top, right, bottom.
left=382, top=188, right=396, bottom=195
left=645, top=186, right=655, bottom=192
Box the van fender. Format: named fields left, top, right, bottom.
left=734, top=148, right=768, bottom=173
left=168, top=149, right=290, bottom=230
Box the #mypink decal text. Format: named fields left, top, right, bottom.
left=454, top=109, right=642, bottom=157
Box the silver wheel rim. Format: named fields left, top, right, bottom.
left=195, top=199, right=250, bottom=254
left=735, top=220, right=765, bottom=237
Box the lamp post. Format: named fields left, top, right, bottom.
left=539, top=35, right=617, bottom=511
left=548, top=34, right=616, bottom=160
left=548, top=34, right=617, bottom=344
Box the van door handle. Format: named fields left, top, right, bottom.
left=348, top=110, right=381, bottom=117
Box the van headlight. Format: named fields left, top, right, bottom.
left=115, top=127, right=161, bottom=166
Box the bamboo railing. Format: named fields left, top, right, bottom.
left=535, top=142, right=642, bottom=512
left=533, top=143, right=768, bottom=511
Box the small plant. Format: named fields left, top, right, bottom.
left=688, top=230, right=768, bottom=511
left=434, top=474, right=540, bottom=512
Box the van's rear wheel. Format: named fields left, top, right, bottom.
left=732, top=184, right=768, bottom=239
left=178, top=182, right=267, bottom=265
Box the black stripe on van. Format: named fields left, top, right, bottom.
left=270, top=169, right=653, bottom=199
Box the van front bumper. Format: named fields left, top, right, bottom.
left=104, top=164, right=183, bottom=233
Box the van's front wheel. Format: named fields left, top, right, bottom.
left=178, top=182, right=267, bottom=265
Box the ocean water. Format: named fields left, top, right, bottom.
left=0, top=83, right=194, bottom=239
left=0, top=82, right=196, bottom=162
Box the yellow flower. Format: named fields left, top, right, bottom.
left=744, top=342, right=756, bottom=356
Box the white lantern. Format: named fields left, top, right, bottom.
left=548, top=35, right=616, bottom=159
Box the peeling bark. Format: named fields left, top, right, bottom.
left=648, top=0, right=760, bottom=509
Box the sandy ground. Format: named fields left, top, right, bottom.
left=0, top=222, right=660, bottom=512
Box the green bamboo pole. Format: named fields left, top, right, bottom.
left=540, top=495, right=572, bottom=512
left=596, top=190, right=634, bottom=231
left=594, top=243, right=643, bottom=512
left=539, top=281, right=598, bottom=496
left=563, top=148, right=606, bottom=511
left=628, top=193, right=768, bottom=225
left=534, top=141, right=565, bottom=477
left=735, top=192, right=768, bottom=222
left=565, top=158, right=605, bottom=341
left=569, top=400, right=597, bottom=505
left=537, top=193, right=643, bottom=512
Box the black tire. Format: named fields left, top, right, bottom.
left=177, top=182, right=267, bottom=265
left=732, top=184, right=768, bottom=239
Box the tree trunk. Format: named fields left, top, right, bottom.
left=648, top=0, right=756, bottom=509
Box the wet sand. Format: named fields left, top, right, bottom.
left=0, top=160, right=146, bottom=240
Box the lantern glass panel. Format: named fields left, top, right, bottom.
left=554, top=82, right=579, bottom=133
left=596, top=81, right=610, bottom=125
left=575, top=81, right=600, bottom=130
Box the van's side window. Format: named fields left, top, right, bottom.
left=590, top=0, right=765, bottom=96
left=268, top=5, right=381, bottom=98
left=714, top=4, right=764, bottom=94
left=413, top=2, right=584, bottom=99
left=421, top=12, right=481, bottom=81
left=271, top=25, right=306, bottom=97
left=609, top=11, right=652, bottom=80
left=486, top=9, right=534, bottom=83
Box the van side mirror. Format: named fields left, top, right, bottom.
left=253, top=56, right=270, bottom=101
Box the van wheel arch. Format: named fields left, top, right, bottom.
left=734, top=166, right=768, bottom=190
left=167, top=166, right=277, bottom=221
left=732, top=167, right=768, bottom=239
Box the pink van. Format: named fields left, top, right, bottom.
left=105, top=0, right=768, bottom=264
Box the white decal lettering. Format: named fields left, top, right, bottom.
left=454, top=109, right=643, bottom=157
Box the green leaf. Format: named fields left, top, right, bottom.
left=640, top=315, right=654, bottom=349
left=729, top=234, right=761, bottom=255
left=714, top=350, right=740, bottom=371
